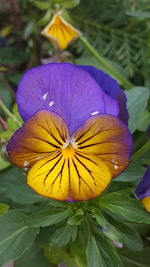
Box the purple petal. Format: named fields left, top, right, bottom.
left=17, top=63, right=119, bottom=134
left=135, top=166, right=150, bottom=199
left=78, top=65, right=128, bottom=124
left=117, top=90, right=129, bottom=125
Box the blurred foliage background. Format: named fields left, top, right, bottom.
left=0, top=0, right=150, bottom=267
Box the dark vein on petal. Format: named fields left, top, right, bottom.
left=74, top=155, right=96, bottom=184
left=49, top=159, right=66, bottom=193
left=51, top=118, right=66, bottom=142
left=43, top=155, right=63, bottom=184
left=32, top=136, right=60, bottom=148
left=72, top=158, right=94, bottom=193
left=75, top=152, right=99, bottom=166
left=68, top=158, right=71, bottom=196
left=74, top=122, right=97, bottom=142
left=77, top=131, right=100, bottom=146
left=45, top=119, right=63, bottom=146
left=38, top=151, right=62, bottom=170
left=80, top=141, right=124, bottom=149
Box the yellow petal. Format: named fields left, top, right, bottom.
left=142, top=197, right=150, bottom=213
left=73, top=114, right=131, bottom=178
left=7, top=110, right=69, bottom=167
left=27, top=144, right=111, bottom=201
left=41, top=15, right=81, bottom=50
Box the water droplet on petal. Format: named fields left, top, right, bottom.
left=114, top=165, right=119, bottom=170
left=42, top=92, right=48, bottom=101
left=49, top=101, right=55, bottom=107
left=91, top=111, right=99, bottom=116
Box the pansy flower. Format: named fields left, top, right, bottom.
left=41, top=14, right=81, bottom=50
left=7, top=63, right=132, bottom=201
left=135, top=166, right=150, bottom=212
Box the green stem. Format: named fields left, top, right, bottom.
left=79, top=36, right=133, bottom=89
left=132, top=140, right=150, bottom=161
left=0, top=99, right=21, bottom=127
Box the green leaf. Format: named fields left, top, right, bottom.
left=109, top=217, right=143, bottom=251
left=85, top=206, right=106, bottom=226
left=93, top=208, right=107, bottom=227
left=137, top=110, right=150, bottom=132
left=116, top=163, right=146, bottom=182
left=125, top=87, right=149, bottom=133
left=126, top=11, right=150, bottom=19
left=67, top=208, right=84, bottom=225
left=99, top=192, right=150, bottom=224
left=0, top=47, right=29, bottom=66
left=5, top=72, right=22, bottom=86
left=49, top=223, right=78, bottom=249
left=120, top=247, right=150, bottom=267
left=69, top=237, right=87, bottom=267
left=8, top=184, right=45, bottom=204
left=102, top=223, right=124, bottom=244
left=116, top=222, right=143, bottom=251
left=86, top=233, right=121, bottom=267
left=0, top=210, right=38, bottom=266
left=0, top=167, right=44, bottom=204
left=86, top=233, right=104, bottom=267
left=47, top=198, right=70, bottom=208
left=0, top=203, right=9, bottom=214
left=0, top=156, right=10, bottom=171
left=15, top=243, right=51, bottom=267
left=25, top=208, right=71, bottom=227
left=62, top=0, right=80, bottom=9
left=33, top=1, right=51, bottom=9
left=42, top=244, right=64, bottom=264
left=96, top=234, right=121, bottom=267
left=37, top=9, right=51, bottom=26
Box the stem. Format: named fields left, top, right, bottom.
left=0, top=99, right=21, bottom=127
left=79, top=36, right=133, bottom=89
left=0, top=116, right=9, bottom=130
left=132, top=140, right=150, bottom=161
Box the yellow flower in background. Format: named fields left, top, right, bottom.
left=0, top=26, right=10, bottom=37
left=41, top=14, right=81, bottom=50
left=0, top=66, right=6, bottom=71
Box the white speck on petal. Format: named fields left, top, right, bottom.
left=114, top=165, right=119, bottom=170
left=49, top=101, right=55, bottom=107
left=91, top=111, right=99, bottom=116
left=23, top=160, right=29, bottom=167
left=112, top=159, right=118, bottom=164
left=42, top=92, right=48, bottom=101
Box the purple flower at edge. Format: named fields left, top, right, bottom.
left=135, top=166, right=150, bottom=212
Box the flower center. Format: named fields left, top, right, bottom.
left=61, top=138, right=77, bottom=158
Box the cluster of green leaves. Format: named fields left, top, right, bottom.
left=72, top=0, right=150, bottom=82
left=0, top=0, right=150, bottom=266
left=0, top=166, right=150, bottom=267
